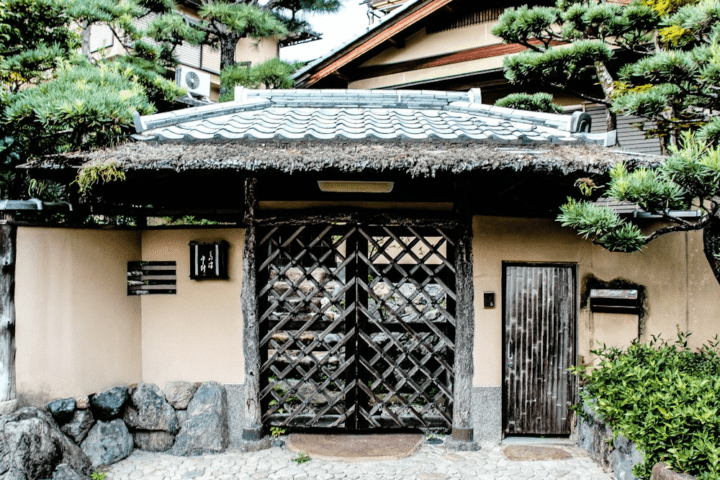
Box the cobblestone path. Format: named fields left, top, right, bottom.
left=105, top=443, right=613, bottom=480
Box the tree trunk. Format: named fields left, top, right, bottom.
left=81, top=22, right=92, bottom=61
left=703, top=212, right=720, bottom=286
left=0, top=221, right=16, bottom=403
left=594, top=61, right=618, bottom=137
left=219, top=35, right=240, bottom=99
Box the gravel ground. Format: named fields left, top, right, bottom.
left=105, top=442, right=613, bottom=480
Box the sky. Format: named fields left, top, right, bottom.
left=280, top=1, right=372, bottom=64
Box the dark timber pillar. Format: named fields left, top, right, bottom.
left=241, top=178, right=263, bottom=441
left=0, top=220, right=17, bottom=407
left=451, top=180, right=475, bottom=447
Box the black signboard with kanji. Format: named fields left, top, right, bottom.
left=190, top=241, right=229, bottom=280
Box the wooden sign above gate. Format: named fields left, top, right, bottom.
left=189, top=241, right=229, bottom=280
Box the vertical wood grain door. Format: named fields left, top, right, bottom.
left=503, top=263, right=577, bottom=436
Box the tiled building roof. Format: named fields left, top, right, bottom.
left=134, top=89, right=611, bottom=145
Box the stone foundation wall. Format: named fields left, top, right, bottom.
left=472, top=386, right=502, bottom=444
left=3, top=381, right=248, bottom=476
left=575, top=403, right=644, bottom=480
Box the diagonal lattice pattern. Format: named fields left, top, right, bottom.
left=257, top=224, right=456, bottom=430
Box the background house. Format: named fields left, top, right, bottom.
left=296, top=0, right=661, bottom=154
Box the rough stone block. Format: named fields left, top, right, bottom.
left=163, top=381, right=200, bottom=410
left=60, top=409, right=95, bottom=444
left=170, top=382, right=228, bottom=456
left=0, top=399, right=18, bottom=415
left=177, top=409, right=188, bottom=426
left=81, top=419, right=134, bottom=468
left=90, top=386, right=129, bottom=421
left=75, top=396, right=89, bottom=410
left=124, top=383, right=178, bottom=434
left=47, top=398, right=76, bottom=425
left=0, top=407, right=92, bottom=479
left=651, top=462, right=697, bottom=480
left=52, top=463, right=88, bottom=480
left=472, top=387, right=502, bottom=445
left=612, top=434, right=644, bottom=480
left=224, top=384, right=245, bottom=448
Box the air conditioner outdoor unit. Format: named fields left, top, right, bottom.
left=176, top=66, right=211, bottom=99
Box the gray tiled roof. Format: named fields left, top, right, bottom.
left=133, top=89, right=613, bottom=145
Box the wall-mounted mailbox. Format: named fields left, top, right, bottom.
left=590, top=289, right=639, bottom=314
left=190, top=241, right=229, bottom=280
left=484, top=291, right=495, bottom=308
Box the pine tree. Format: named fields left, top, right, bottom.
left=494, top=0, right=720, bottom=285
left=493, top=0, right=720, bottom=147
left=0, top=0, right=176, bottom=198
left=66, top=0, right=198, bottom=105
left=492, top=0, right=662, bottom=133
left=612, top=0, right=720, bottom=145
left=220, top=57, right=298, bottom=100
left=156, top=0, right=340, bottom=92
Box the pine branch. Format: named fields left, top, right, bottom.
left=661, top=212, right=696, bottom=228
left=644, top=214, right=712, bottom=243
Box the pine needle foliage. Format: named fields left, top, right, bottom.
left=0, top=0, right=178, bottom=199
left=558, top=133, right=720, bottom=282
left=173, top=0, right=341, bottom=84
left=5, top=62, right=154, bottom=154
left=220, top=58, right=296, bottom=101
left=493, top=0, right=660, bottom=130
left=494, top=0, right=720, bottom=147
left=495, top=93, right=564, bottom=113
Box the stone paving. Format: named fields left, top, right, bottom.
left=105, top=443, right=614, bottom=480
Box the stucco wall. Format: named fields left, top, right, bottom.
left=140, top=229, right=245, bottom=387
left=471, top=215, right=720, bottom=388
left=15, top=217, right=719, bottom=409
left=15, top=228, right=142, bottom=405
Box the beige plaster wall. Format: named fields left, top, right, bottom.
left=15, top=228, right=142, bottom=405
left=471, top=215, right=720, bottom=388
left=140, top=229, right=245, bottom=387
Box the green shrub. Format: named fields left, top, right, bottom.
left=572, top=332, right=720, bottom=479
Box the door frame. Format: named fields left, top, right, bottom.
left=500, top=261, right=579, bottom=437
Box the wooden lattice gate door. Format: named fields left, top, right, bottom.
left=257, top=224, right=457, bottom=431
left=502, top=263, right=577, bottom=436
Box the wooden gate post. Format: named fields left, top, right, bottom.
left=0, top=220, right=17, bottom=405
left=451, top=182, right=475, bottom=444
left=241, top=178, right=263, bottom=441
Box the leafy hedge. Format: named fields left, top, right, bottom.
left=573, top=333, right=720, bottom=479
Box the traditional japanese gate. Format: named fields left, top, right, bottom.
left=256, top=224, right=457, bottom=431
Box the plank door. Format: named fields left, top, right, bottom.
left=503, top=263, right=577, bottom=436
